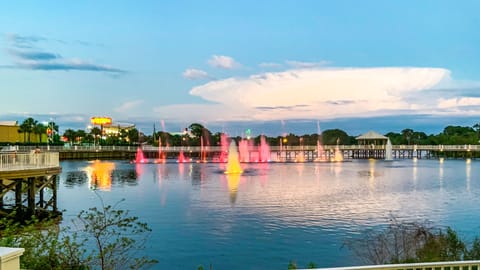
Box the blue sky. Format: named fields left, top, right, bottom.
left=1, top=0, right=480, bottom=136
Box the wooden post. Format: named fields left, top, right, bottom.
left=27, top=177, right=35, bottom=216
left=52, top=175, right=57, bottom=212
left=15, top=180, right=22, bottom=218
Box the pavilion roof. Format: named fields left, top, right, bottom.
left=356, top=130, right=388, bottom=140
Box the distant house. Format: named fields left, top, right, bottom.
left=356, top=130, right=388, bottom=147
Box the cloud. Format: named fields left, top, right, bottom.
left=182, top=68, right=210, bottom=80
left=9, top=49, right=61, bottom=60
left=286, top=60, right=329, bottom=69
left=6, top=33, right=46, bottom=48
left=4, top=33, right=126, bottom=74
left=114, top=100, right=144, bottom=113
left=208, top=55, right=240, bottom=69
left=259, top=62, right=283, bottom=68
left=17, top=59, right=126, bottom=73
left=154, top=67, right=452, bottom=122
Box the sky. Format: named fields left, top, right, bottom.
left=1, top=0, right=480, bottom=137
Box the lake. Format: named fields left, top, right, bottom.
left=58, top=158, right=480, bottom=269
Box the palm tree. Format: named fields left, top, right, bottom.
left=33, top=122, right=47, bottom=143
left=19, top=117, right=37, bottom=143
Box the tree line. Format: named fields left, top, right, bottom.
left=12, top=118, right=480, bottom=146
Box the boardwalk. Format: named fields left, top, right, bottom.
left=11, top=144, right=480, bottom=161
left=0, top=152, right=62, bottom=219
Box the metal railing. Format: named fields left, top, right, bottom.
left=306, top=260, right=480, bottom=270
left=0, top=152, right=60, bottom=171
left=9, top=144, right=480, bottom=153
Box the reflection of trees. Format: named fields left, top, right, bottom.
left=64, top=171, right=89, bottom=188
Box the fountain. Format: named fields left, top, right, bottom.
left=135, top=147, right=146, bottom=163
left=177, top=150, right=187, bottom=163
left=385, top=138, right=393, bottom=161
left=225, top=141, right=243, bottom=174
left=200, top=136, right=207, bottom=163
left=156, top=137, right=166, bottom=163
left=218, top=133, right=229, bottom=163
left=332, top=138, right=344, bottom=162
left=238, top=139, right=250, bottom=162
left=259, top=135, right=270, bottom=162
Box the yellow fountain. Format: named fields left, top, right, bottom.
left=225, top=141, right=243, bottom=174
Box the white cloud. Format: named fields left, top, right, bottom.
left=114, top=100, right=144, bottom=113
left=259, top=62, right=282, bottom=68
left=438, top=97, right=480, bottom=109
left=154, top=67, right=451, bottom=122
left=207, top=55, right=240, bottom=69
left=286, top=60, right=329, bottom=69
left=182, top=68, right=210, bottom=80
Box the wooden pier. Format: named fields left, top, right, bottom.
left=15, top=144, right=480, bottom=161
left=0, top=152, right=61, bottom=220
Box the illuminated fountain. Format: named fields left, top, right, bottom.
left=259, top=135, right=271, bottom=162
left=218, top=133, right=229, bottom=163
left=200, top=136, right=207, bottom=163
left=332, top=140, right=344, bottom=162
left=238, top=139, right=250, bottom=162
left=385, top=138, right=393, bottom=161
left=315, top=139, right=326, bottom=161
left=177, top=150, right=187, bottom=163
left=225, top=141, right=243, bottom=174
left=135, top=147, right=146, bottom=163
left=156, top=137, right=166, bottom=163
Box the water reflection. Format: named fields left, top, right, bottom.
left=62, top=161, right=139, bottom=190
left=225, top=173, right=241, bottom=204
left=58, top=159, right=480, bottom=270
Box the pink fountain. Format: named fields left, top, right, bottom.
left=259, top=135, right=270, bottom=162
left=156, top=137, right=166, bottom=163
left=238, top=139, right=250, bottom=162
left=177, top=150, right=187, bottom=163
left=218, top=133, right=229, bottom=163
left=135, top=147, right=146, bottom=163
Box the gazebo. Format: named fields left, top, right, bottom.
left=356, top=130, right=388, bottom=147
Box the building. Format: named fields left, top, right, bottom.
left=0, top=121, right=48, bottom=144
left=102, top=122, right=136, bottom=136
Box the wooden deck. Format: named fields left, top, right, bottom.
left=0, top=152, right=62, bottom=220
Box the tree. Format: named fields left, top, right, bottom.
left=0, top=197, right=158, bottom=270
left=33, top=122, right=46, bottom=143
left=19, top=117, right=37, bottom=143
left=401, top=129, right=414, bottom=145
left=322, top=129, right=352, bottom=145
left=63, top=129, right=76, bottom=144
left=75, top=197, right=157, bottom=270
left=127, top=128, right=139, bottom=144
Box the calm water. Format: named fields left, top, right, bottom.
left=58, top=158, right=480, bottom=270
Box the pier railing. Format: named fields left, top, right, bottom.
left=15, top=144, right=480, bottom=153
left=0, top=152, right=60, bottom=171
left=307, top=260, right=480, bottom=270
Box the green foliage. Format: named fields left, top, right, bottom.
left=346, top=217, right=480, bottom=265
left=0, top=197, right=157, bottom=270
left=306, top=261, right=317, bottom=268
left=287, top=261, right=297, bottom=269
left=74, top=197, right=158, bottom=270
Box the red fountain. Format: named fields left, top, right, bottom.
left=135, top=147, right=146, bottom=163
left=177, top=151, right=187, bottom=163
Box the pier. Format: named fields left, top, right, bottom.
left=0, top=152, right=61, bottom=220
left=12, top=144, right=480, bottom=161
